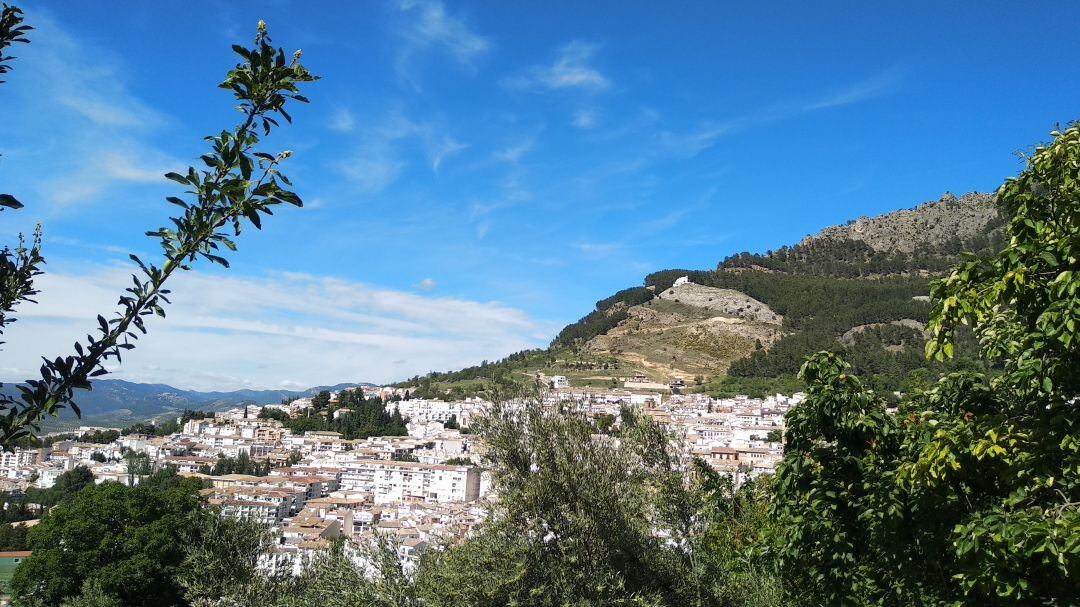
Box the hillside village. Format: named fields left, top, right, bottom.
left=0, top=194, right=1006, bottom=589
left=0, top=380, right=800, bottom=572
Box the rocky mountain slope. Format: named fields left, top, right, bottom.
left=565, top=192, right=1001, bottom=383
left=584, top=283, right=784, bottom=379
left=801, top=192, right=999, bottom=253
left=406, top=191, right=1003, bottom=396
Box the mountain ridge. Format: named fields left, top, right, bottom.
left=2, top=379, right=369, bottom=429
left=401, top=190, right=1003, bottom=397
left=800, top=192, right=999, bottom=253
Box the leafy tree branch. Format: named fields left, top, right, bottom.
left=0, top=16, right=317, bottom=448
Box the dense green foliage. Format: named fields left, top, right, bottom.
left=772, top=124, right=1080, bottom=606
left=398, top=348, right=553, bottom=397
left=78, top=429, right=121, bottom=443
left=0, top=466, right=95, bottom=528
left=552, top=286, right=655, bottom=347
left=10, top=468, right=269, bottom=607
left=265, top=391, right=408, bottom=439
left=718, top=220, right=1004, bottom=277
left=12, top=469, right=204, bottom=605
left=198, top=451, right=271, bottom=476
left=311, top=390, right=331, bottom=411
left=0, top=521, right=28, bottom=550
left=701, top=375, right=805, bottom=399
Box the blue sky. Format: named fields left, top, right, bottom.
left=1, top=1, right=1077, bottom=390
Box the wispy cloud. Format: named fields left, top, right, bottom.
left=430, top=136, right=468, bottom=173
left=506, top=41, right=610, bottom=91
left=2, top=264, right=553, bottom=390
left=643, top=69, right=904, bottom=159
left=0, top=9, right=181, bottom=207
left=46, top=236, right=129, bottom=256
left=572, top=108, right=597, bottom=129
left=328, top=107, right=356, bottom=133
left=654, top=120, right=744, bottom=158
left=338, top=109, right=466, bottom=191
left=413, top=277, right=437, bottom=290
left=495, top=136, right=536, bottom=164
left=468, top=200, right=505, bottom=221
left=803, top=69, right=903, bottom=111
left=340, top=156, right=406, bottom=193
left=393, top=0, right=490, bottom=86
left=338, top=110, right=419, bottom=192
left=576, top=242, right=622, bottom=259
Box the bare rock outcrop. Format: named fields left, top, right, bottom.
left=801, top=192, right=1000, bottom=253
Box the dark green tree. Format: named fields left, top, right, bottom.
left=311, top=390, right=332, bottom=412
left=0, top=521, right=28, bottom=550
left=10, top=469, right=207, bottom=606
left=20, top=465, right=95, bottom=509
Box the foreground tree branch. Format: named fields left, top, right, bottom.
left=0, top=17, right=317, bottom=447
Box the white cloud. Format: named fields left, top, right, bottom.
left=576, top=242, right=622, bottom=259
left=394, top=0, right=490, bottom=85
left=0, top=9, right=182, bottom=207
left=654, top=120, right=743, bottom=158
left=475, top=222, right=490, bottom=239
left=340, top=156, right=406, bottom=193
left=572, top=109, right=597, bottom=129
left=414, top=277, right=437, bottom=290
left=803, top=69, right=903, bottom=111
left=339, top=109, right=465, bottom=190
left=328, top=107, right=356, bottom=133
left=1, top=264, right=553, bottom=391
left=641, top=69, right=903, bottom=160
left=507, top=41, right=610, bottom=91
left=430, top=136, right=468, bottom=173
left=397, top=0, right=490, bottom=62
left=44, top=145, right=182, bottom=206
left=495, top=137, right=535, bottom=164
left=338, top=110, right=419, bottom=192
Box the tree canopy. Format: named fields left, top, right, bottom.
left=772, top=123, right=1080, bottom=606
left=11, top=470, right=206, bottom=606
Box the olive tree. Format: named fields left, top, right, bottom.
left=0, top=6, right=317, bottom=447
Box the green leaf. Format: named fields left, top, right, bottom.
left=0, top=193, right=24, bottom=209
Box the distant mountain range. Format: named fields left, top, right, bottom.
left=2, top=379, right=368, bottom=429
